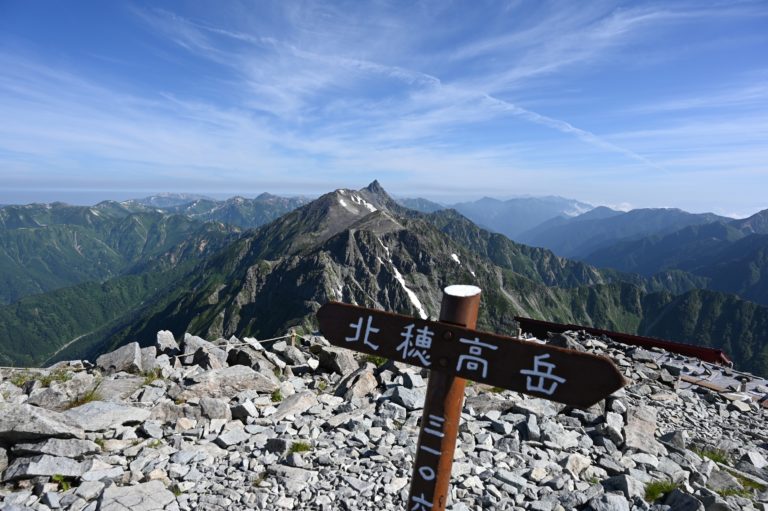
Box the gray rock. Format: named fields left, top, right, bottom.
left=706, top=468, right=742, bottom=492
left=96, top=342, right=143, bottom=374
left=547, top=332, right=586, bottom=351
left=63, top=401, right=151, bottom=431
left=2, top=455, right=83, bottom=481
left=98, top=480, right=175, bottom=511
left=199, top=397, right=232, bottom=420
left=95, top=377, right=145, bottom=402
left=280, top=345, right=307, bottom=366
left=41, top=491, right=61, bottom=508
left=513, top=398, right=562, bottom=418
left=26, top=372, right=98, bottom=411
left=402, top=372, right=425, bottom=389
left=387, top=386, right=425, bottom=410
left=0, top=446, right=7, bottom=473
left=273, top=391, right=318, bottom=421
left=727, top=400, right=751, bottom=413
left=192, top=346, right=225, bottom=371
left=156, top=330, right=180, bottom=355
left=660, top=430, right=688, bottom=450
left=231, top=400, right=259, bottom=421
left=75, top=480, right=105, bottom=501
left=563, top=453, right=592, bottom=477
left=314, top=346, right=359, bottom=376
left=0, top=403, right=85, bottom=441
left=12, top=438, right=100, bottom=459
left=179, top=365, right=278, bottom=399
left=139, top=347, right=158, bottom=372
left=587, top=494, right=630, bottom=511
left=664, top=489, right=704, bottom=511
left=742, top=450, right=768, bottom=470
left=215, top=426, right=250, bottom=447
left=624, top=405, right=664, bottom=455
left=602, top=474, right=645, bottom=500
left=336, top=367, right=378, bottom=400
left=182, top=334, right=226, bottom=366
left=266, top=438, right=290, bottom=455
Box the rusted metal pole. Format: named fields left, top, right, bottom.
left=407, top=285, right=481, bottom=511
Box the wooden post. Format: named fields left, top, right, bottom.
left=407, top=285, right=481, bottom=511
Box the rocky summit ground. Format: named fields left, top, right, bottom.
left=0, top=328, right=766, bottom=511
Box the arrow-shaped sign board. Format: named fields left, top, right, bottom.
left=318, top=302, right=625, bottom=408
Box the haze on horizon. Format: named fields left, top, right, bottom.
left=1, top=1, right=767, bottom=218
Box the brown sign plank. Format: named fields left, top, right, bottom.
left=317, top=302, right=626, bottom=408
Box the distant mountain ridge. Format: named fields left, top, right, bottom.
left=1, top=182, right=766, bottom=377
left=0, top=202, right=239, bottom=305
left=582, top=208, right=768, bottom=306
left=449, top=196, right=594, bottom=239
left=518, top=208, right=729, bottom=258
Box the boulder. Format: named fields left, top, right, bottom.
left=272, top=391, right=318, bottom=422
left=314, top=346, right=358, bottom=376
left=26, top=372, right=99, bottom=411
left=156, top=330, right=180, bottom=356
left=192, top=346, right=225, bottom=370
left=63, top=401, right=151, bottom=431
left=336, top=367, right=379, bottom=400
left=12, top=438, right=100, bottom=459
left=663, top=489, right=704, bottom=511
left=624, top=405, right=664, bottom=455
left=199, top=397, right=232, bottom=420
left=98, top=480, right=175, bottom=511
left=2, top=455, right=84, bottom=482
left=0, top=403, right=85, bottom=442
left=140, top=347, right=158, bottom=372
left=179, top=365, right=278, bottom=400
left=96, top=342, right=142, bottom=374
left=182, top=334, right=227, bottom=366
left=386, top=386, right=425, bottom=411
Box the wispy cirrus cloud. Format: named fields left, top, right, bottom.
left=1, top=0, right=767, bottom=212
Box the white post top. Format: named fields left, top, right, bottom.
left=443, top=285, right=482, bottom=297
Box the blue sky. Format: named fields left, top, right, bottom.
left=1, top=1, right=767, bottom=216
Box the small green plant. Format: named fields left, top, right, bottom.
left=715, top=487, right=752, bottom=498
left=93, top=437, right=106, bottom=450
left=147, top=439, right=163, bottom=448
left=251, top=472, right=267, bottom=487
left=364, top=354, right=388, bottom=367
left=271, top=389, right=283, bottom=403
left=645, top=480, right=679, bottom=502
left=9, top=370, right=36, bottom=387
left=51, top=474, right=71, bottom=491
left=10, top=369, right=71, bottom=388
left=490, top=386, right=505, bottom=393
left=141, top=368, right=163, bottom=386
left=66, top=383, right=102, bottom=409
left=693, top=447, right=730, bottom=465
left=289, top=441, right=312, bottom=454
left=39, top=368, right=72, bottom=387
left=172, top=486, right=182, bottom=497
left=317, top=380, right=328, bottom=392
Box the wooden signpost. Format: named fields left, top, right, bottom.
left=316, top=285, right=626, bottom=511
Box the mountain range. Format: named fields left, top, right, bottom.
left=1, top=181, right=767, bottom=377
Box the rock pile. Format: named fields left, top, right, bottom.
left=0, top=329, right=766, bottom=510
